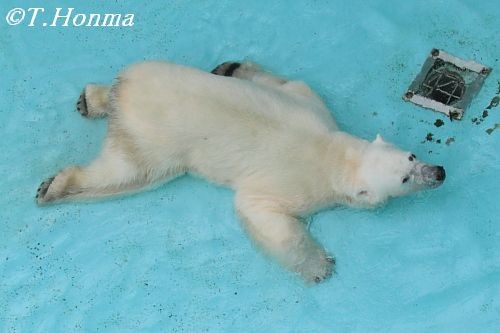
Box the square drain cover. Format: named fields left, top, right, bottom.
left=403, top=49, right=491, bottom=119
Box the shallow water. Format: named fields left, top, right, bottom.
left=1, top=0, right=499, bottom=332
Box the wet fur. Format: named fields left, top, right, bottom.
left=36, top=61, right=441, bottom=283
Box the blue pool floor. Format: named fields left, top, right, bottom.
left=1, top=0, right=499, bottom=332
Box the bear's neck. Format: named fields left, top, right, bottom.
left=322, top=131, right=370, bottom=204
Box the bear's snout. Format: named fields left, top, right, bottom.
left=435, top=166, right=446, bottom=182
left=420, top=165, right=446, bottom=187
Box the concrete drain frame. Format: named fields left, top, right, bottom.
left=404, top=49, right=491, bottom=120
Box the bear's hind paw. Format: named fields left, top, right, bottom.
left=211, top=62, right=241, bottom=77
left=76, top=90, right=88, bottom=117
left=35, top=176, right=55, bottom=205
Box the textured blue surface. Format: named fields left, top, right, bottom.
left=1, top=0, right=499, bottom=332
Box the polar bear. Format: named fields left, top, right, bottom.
left=36, top=61, right=445, bottom=283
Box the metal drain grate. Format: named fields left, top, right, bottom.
left=404, top=49, right=491, bottom=119
left=420, top=59, right=465, bottom=105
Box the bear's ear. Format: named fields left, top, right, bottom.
left=373, top=134, right=385, bottom=145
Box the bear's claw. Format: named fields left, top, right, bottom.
left=36, top=176, right=55, bottom=204
left=313, top=260, right=334, bottom=284
left=76, top=90, right=88, bottom=117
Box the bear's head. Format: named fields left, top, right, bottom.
left=349, top=134, right=445, bottom=207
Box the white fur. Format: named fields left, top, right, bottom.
left=37, top=61, right=441, bottom=282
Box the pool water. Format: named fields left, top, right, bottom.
left=1, top=0, right=499, bottom=332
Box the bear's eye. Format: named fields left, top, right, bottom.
left=408, top=154, right=416, bottom=162
left=402, top=176, right=410, bottom=183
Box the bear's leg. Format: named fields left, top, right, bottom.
left=236, top=193, right=334, bottom=283
left=36, top=138, right=184, bottom=205
left=211, top=61, right=322, bottom=101
left=76, top=84, right=112, bottom=118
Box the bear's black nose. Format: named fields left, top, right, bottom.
left=435, top=166, right=446, bottom=181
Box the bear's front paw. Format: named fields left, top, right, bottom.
left=295, top=250, right=335, bottom=284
